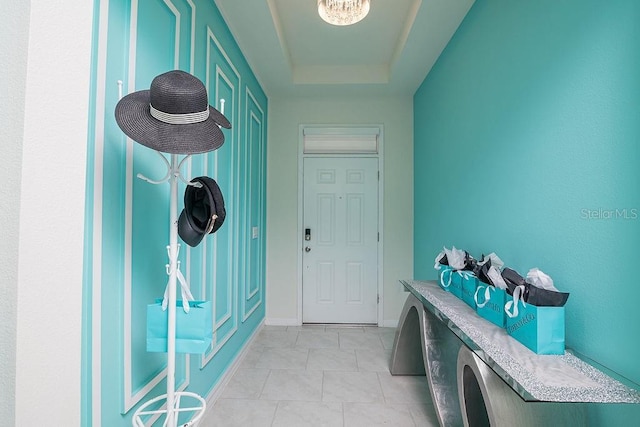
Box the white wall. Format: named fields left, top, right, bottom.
left=266, top=96, right=414, bottom=326
left=8, top=1, right=93, bottom=425
left=0, top=2, right=30, bottom=425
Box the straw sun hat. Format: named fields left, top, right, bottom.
left=115, top=70, right=231, bottom=154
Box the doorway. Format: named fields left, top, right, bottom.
left=298, top=126, right=383, bottom=325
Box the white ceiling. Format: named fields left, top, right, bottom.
left=214, top=0, right=475, bottom=98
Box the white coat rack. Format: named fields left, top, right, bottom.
left=128, top=92, right=227, bottom=426
left=131, top=152, right=206, bottom=427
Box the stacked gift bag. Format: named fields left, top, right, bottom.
left=502, top=267, right=569, bottom=355
left=434, top=247, right=569, bottom=355
left=434, top=247, right=475, bottom=302
left=474, top=253, right=509, bottom=328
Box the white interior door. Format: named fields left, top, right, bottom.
left=302, top=157, right=379, bottom=324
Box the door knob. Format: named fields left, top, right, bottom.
left=305, top=246, right=311, bottom=252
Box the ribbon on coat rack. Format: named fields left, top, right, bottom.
left=161, top=264, right=195, bottom=313
left=161, top=243, right=195, bottom=313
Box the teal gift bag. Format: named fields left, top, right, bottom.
left=505, top=289, right=565, bottom=355
left=474, top=284, right=507, bottom=328
left=147, top=299, right=213, bottom=354
left=448, top=270, right=463, bottom=299
left=459, top=271, right=477, bottom=309
left=436, top=264, right=453, bottom=291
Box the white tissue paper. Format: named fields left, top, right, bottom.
left=486, top=265, right=508, bottom=290
left=526, top=267, right=558, bottom=291
left=478, top=252, right=505, bottom=270
left=444, top=246, right=466, bottom=270
left=434, top=249, right=446, bottom=269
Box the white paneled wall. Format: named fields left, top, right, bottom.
left=85, top=1, right=268, bottom=425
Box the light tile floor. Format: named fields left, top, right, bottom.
left=200, top=325, right=439, bottom=426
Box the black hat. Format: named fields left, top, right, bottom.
left=178, top=176, right=226, bottom=247
left=115, top=70, right=231, bottom=154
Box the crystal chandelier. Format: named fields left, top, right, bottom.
left=317, top=0, right=371, bottom=26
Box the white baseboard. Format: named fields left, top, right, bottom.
left=264, top=317, right=396, bottom=328
left=381, top=319, right=398, bottom=328
left=264, top=318, right=300, bottom=326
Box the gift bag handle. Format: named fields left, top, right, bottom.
left=504, top=285, right=526, bottom=318
left=440, top=268, right=452, bottom=289
left=474, top=284, right=493, bottom=308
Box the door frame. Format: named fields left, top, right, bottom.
left=297, top=124, right=384, bottom=326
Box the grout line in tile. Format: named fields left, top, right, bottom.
left=305, top=347, right=311, bottom=369
left=268, top=399, right=280, bottom=427
left=376, top=371, right=387, bottom=404
left=258, top=369, right=273, bottom=400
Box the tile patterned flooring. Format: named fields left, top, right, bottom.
left=200, top=325, right=439, bottom=426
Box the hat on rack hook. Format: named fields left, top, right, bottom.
left=178, top=176, right=226, bottom=247
left=115, top=70, right=231, bottom=154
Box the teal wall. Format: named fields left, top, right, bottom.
left=413, top=0, right=639, bottom=423
left=83, top=0, right=267, bottom=425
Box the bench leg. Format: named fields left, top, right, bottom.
left=390, top=293, right=464, bottom=426
left=389, top=293, right=426, bottom=375
left=457, top=345, right=587, bottom=427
